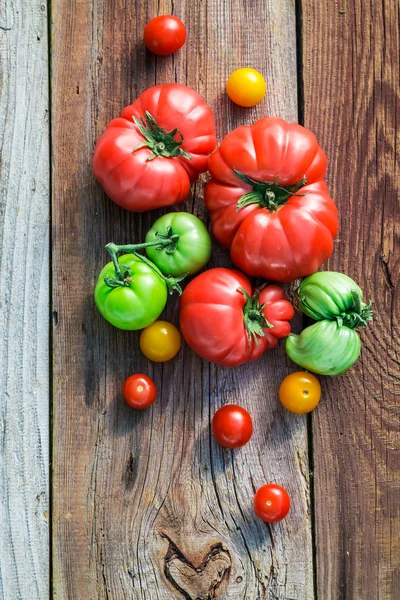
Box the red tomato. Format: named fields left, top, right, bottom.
left=212, top=405, right=253, bottom=448
left=180, top=268, right=294, bottom=367
left=93, top=84, right=216, bottom=211
left=144, top=15, right=186, bottom=55
left=123, top=374, right=156, bottom=409
left=254, top=484, right=291, bottom=523
left=205, top=117, right=338, bottom=282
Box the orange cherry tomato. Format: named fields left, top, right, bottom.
left=140, top=320, right=181, bottom=362
left=123, top=374, right=156, bottom=410
left=279, top=371, right=321, bottom=414
left=226, top=68, right=266, bottom=107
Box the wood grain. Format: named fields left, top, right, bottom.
left=51, top=0, right=313, bottom=598
left=0, top=0, right=50, bottom=597
left=301, top=0, right=400, bottom=598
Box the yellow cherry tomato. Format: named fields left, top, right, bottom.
left=279, top=372, right=321, bottom=414
left=226, top=68, right=267, bottom=107
left=140, top=320, right=181, bottom=362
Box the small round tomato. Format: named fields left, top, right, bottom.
left=144, top=15, right=186, bottom=55
left=279, top=371, right=321, bottom=414
left=140, top=321, right=181, bottom=362
left=212, top=404, right=253, bottom=449
left=254, top=484, right=291, bottom=523
left=226, top=68, right=266, bottom=107
left=123, top=374, right=157, bottom=409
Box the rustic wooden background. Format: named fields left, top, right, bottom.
left=0, top=0, right=399, bottom=598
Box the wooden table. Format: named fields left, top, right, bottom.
left=1, top=0, right=399, bottom=598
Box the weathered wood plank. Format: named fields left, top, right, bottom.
left=301, top=1, right=400, bottom=598
left=0, top=0, right=50, bottom=598
left=52, top=1, right=313, bottom=598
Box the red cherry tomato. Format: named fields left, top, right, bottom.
left=254, top=484, right=291, bottom=523
left=212, top=404, right=253, bottom=448
left=144, top=15, right=187, bottom=55
left=123, top=374, right=157, bottom=410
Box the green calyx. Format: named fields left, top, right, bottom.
left=104, top=263, right=133, bottom=288
left=239, top=286, right=274, bottom=350
left=334, top=292, right=373, bottom=328
left=104, top=241, right=185, bottom=295
left=153, top=226, right=180, bottom=255
left=132, top=111, right=192, bottom=161
left=234, top=169, right=307, bottom=212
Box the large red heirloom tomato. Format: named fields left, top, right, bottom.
left=204, top=117, right=338, bottom=282
left=93, top=84, right=216, bottom=211
left=180, top=268, right=294, bottom=367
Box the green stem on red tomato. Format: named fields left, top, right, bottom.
left=238, top=286, right=274, bottom=351
left=132, top=111, right=192, bottom=161
left=104, top=241, right=186, bottom=295
left=234, top=169, right=308, bottom=212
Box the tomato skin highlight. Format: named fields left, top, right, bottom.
left=205, top=117, right=338, bottom=283
left=212, top=405, right=253, bottom=448
left=279, top=371, right=321, bottom=414
left=254, top=484, right=291, bottom=523
left=180, top=268, right=294, bottom=367
left=93, top=84, right=216, bottom=212
left=140, top=321, right=181, bottom=362
left=123, top=374, right=157, bottom=409
left=144, top=15, right=186, bottom=55
left=226, top=68, right=266, bottom=107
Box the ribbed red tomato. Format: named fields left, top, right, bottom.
left=205, top=117, right=338, bottom=282
left=93, top=84, right=216, bottom=212
left=179, top=268, right=294, bottom=367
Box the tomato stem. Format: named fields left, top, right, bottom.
left=234, top=169, right=308, bottom=212
left=334, top=293, right=373, bottom=328
left=132, top=111, right=192, bottom=161
left=238, top=287, right=274, bottom=351
left=106, top=228, right=180, bottom=256
left=104, top=242, right=186, bottom=294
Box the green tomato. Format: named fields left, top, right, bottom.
left=94, top=254, right=167, bottom=330
left=145, top=212, right=212, bottom=277
left=286, top=320, right=361, bottom=376
left=298, top=271, right=368, bottom=324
